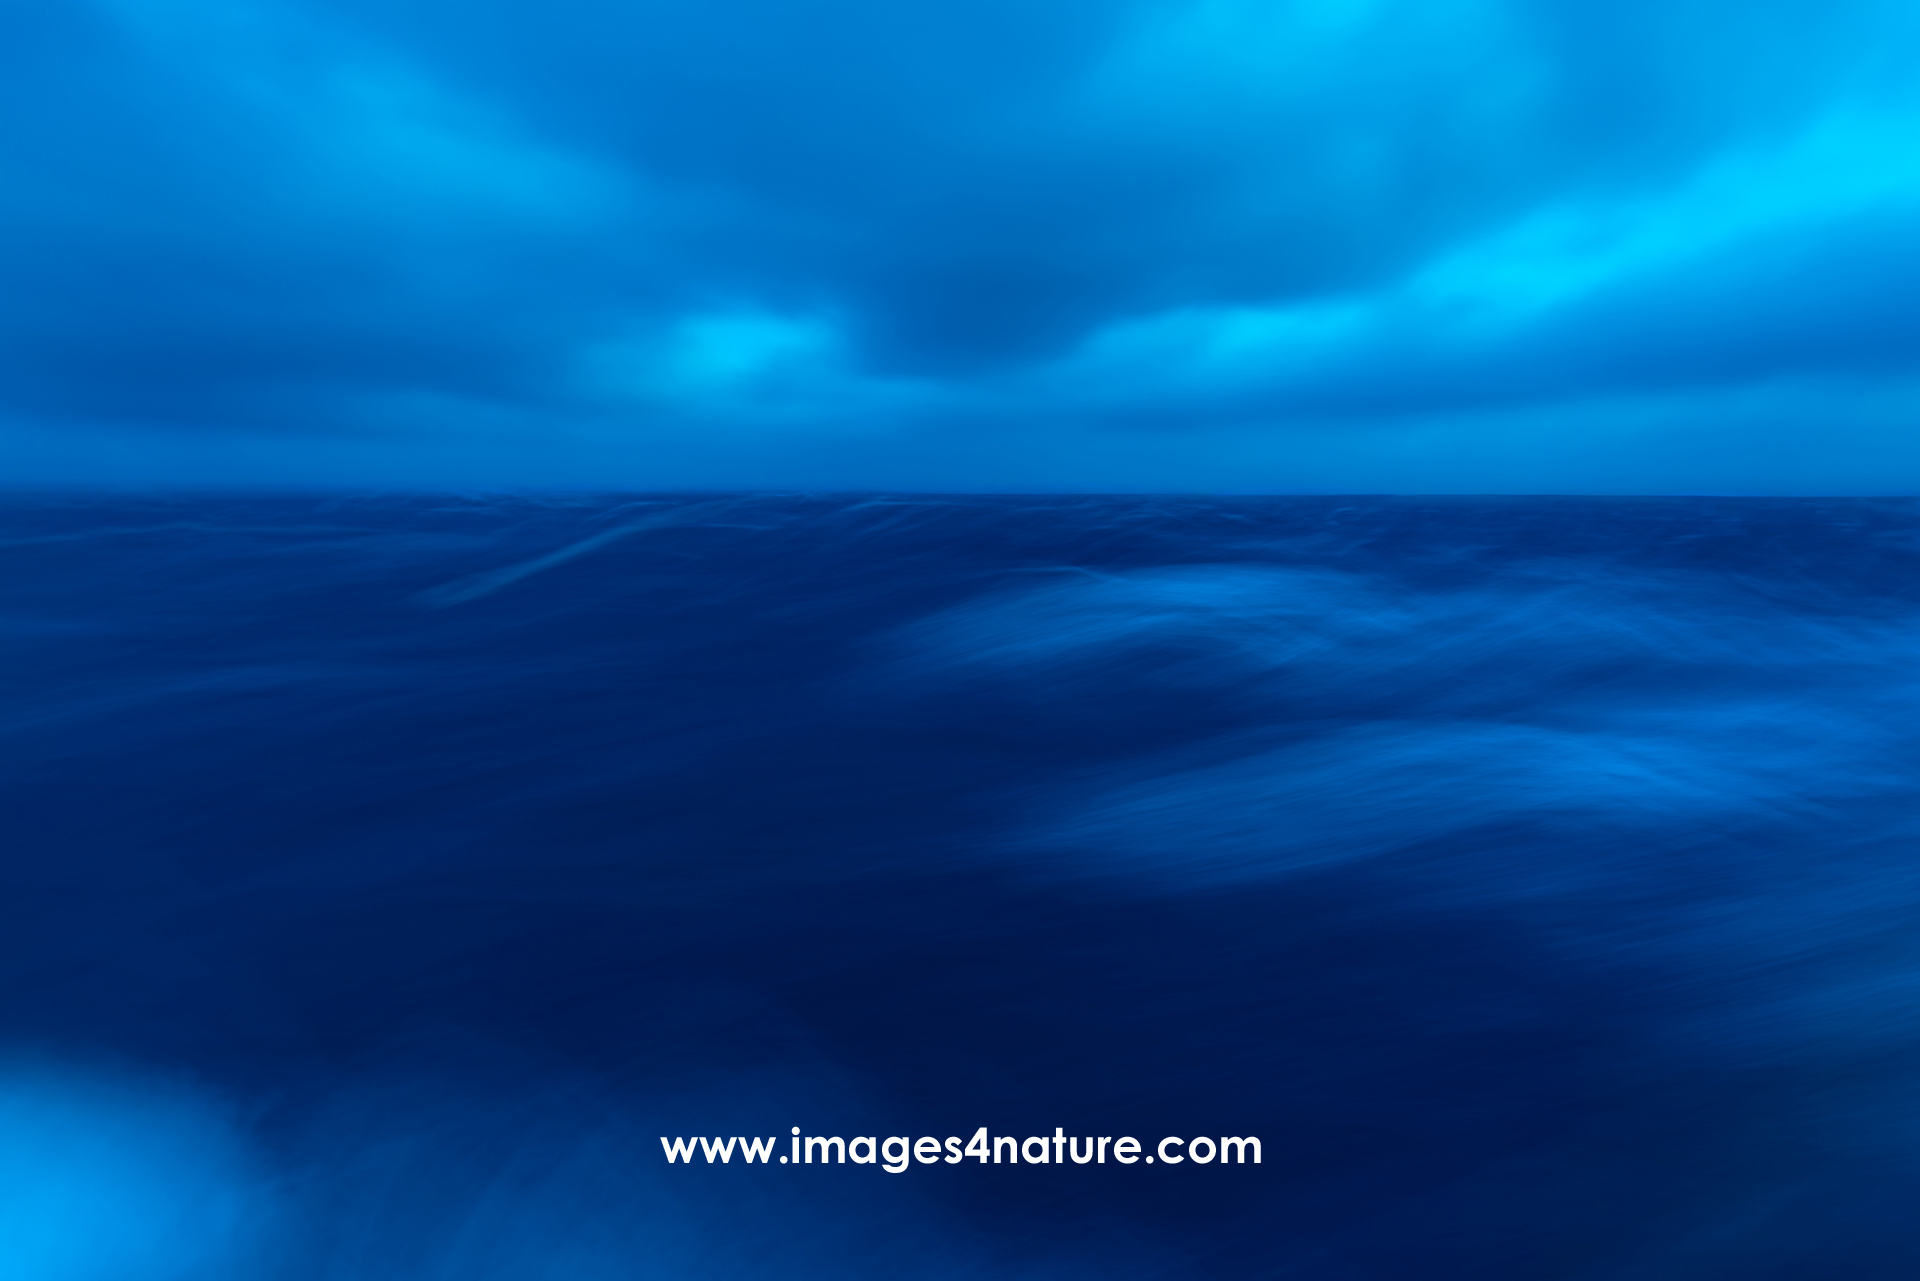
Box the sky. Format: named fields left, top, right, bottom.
left=2, top=0, right=1919, bottom=491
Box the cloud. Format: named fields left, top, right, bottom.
left=2, top=0, right=1919, bottom=487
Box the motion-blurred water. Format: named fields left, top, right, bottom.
left=5, top=494, right=1920, bottom=1279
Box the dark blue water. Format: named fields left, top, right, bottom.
left=6, top=495, right=1920, bottom=1279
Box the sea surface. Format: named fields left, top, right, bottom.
left=5, top=494, right=1920, bottom=1279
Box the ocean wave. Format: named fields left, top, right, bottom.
left=8, top=496, right=1920, bottom=1277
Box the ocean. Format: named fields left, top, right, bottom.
left=5, top=494, right=1920, bottom=1279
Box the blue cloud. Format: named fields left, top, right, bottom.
left=2, top=0, right=1919, bottom=488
